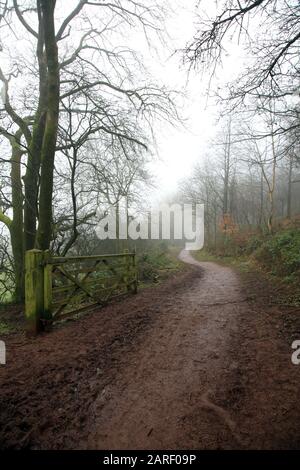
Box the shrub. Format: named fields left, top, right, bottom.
left=137, top=244, right=181, bottom=283
left=252, top=229, right=300, bottom=277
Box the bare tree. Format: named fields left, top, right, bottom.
left=0, top=0, right=178, bottom=300
left=185, top=1, right=300, bottom=102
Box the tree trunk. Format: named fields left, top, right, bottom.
left=36, top=0, right=60, bottom=250
left=61, top=147, right=79, bottom=256
left=223, top=118, right=232, bottom=218
left=259, top=169, right=264, bottom=227
left=23, top=2, right=48, bottom=250
left=10, top=133, right=25, bottom=302
left=287, top=154, right=293, bottom=219
left=267, top=190, right=274, bottom=233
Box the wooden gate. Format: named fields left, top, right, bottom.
left=25, top=250, right=137, bottom=334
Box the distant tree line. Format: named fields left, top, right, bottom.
left=180, top=0, right=300, bottom=250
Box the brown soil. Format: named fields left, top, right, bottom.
left=1, top=250, right=300, bottom=449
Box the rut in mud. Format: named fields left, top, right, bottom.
left=1, top=250, right=300, bottom=449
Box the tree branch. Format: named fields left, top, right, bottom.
left=56, top=0, right=87, bottom=41
left=0, top=209, right=12, bottom=227
left=13, top=0, right=38, bottom=38
left=0, top=66, right=32, bottom=145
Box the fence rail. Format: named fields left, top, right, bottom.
left=25, top=249, right=138, bottom=335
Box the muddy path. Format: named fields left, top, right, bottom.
left=1, top=250, right=300, bottom=449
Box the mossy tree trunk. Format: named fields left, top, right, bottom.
left=35, top=0, right=60, bottom=250
left=0, top=129, right=25, bottom=302
left=10, top=131, right=25, bottom=302
left=1, top=0, right=60, bottom=304
left=23, top=2, right=48, bottom=251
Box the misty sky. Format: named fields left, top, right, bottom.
left=137, top=0, right=245, bottom=201
left=0, top=0, right=245, bottom=202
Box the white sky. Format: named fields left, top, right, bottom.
left=0, top=0, right=245, bottom=203
left=141, top=0, right=244, bottom=202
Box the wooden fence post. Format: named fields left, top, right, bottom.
left=43, top=250, right=53, bottom=326
left=25, top=249, right=45, bottom=335
left=123, top=249, right=138, bottom=293
left=123, top=249, right=129, bottom=292
left=132, top=249, right=138, bottom=294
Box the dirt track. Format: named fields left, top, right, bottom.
left=1, top=250, right=300, bottom=449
